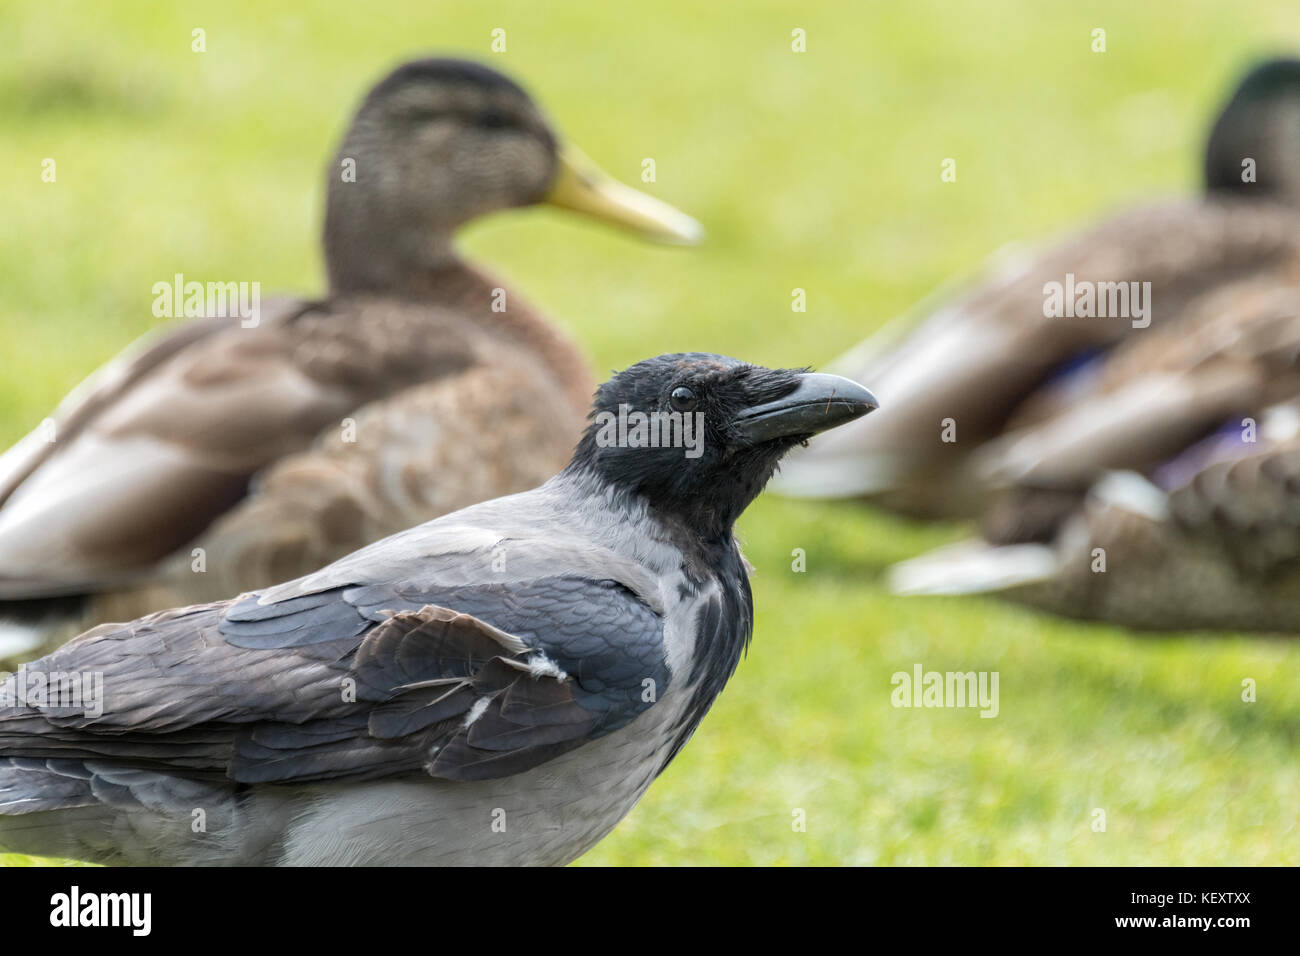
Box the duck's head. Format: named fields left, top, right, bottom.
left=1205, top=56, right=1300, bottom=205
left=568, top=354, right=878, bottom=538
left=325, top=57, right=703, bottom=292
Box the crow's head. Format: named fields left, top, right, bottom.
left=570, top=353, right=877, bottom=536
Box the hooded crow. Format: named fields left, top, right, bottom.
left=772, top=58, right=1300, bottom=519
left=0, top=354, right=876, bottom=865
left=0, top=57, right=702, bottom=663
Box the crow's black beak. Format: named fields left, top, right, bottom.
left=733, top=372, right=879, bottom=443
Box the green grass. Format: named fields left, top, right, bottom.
left=2, top=0, right=1298, bottom=865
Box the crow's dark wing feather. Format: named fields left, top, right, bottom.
left=0, top=574, right=668, bottom=788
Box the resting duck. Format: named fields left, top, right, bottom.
left=772, top=58, right=1300, bottom=520
left=891, top=284, right=1300, bottom=633
left=0, top=57, right=702, bottom=660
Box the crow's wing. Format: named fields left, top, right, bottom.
left=0, top=524, right=669, bottom=788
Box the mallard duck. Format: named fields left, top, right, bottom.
left=0, top=57, right=702, bottom=660
left=891, top=284, right=1300, bottom=632
left=771, top=58, right=1300, bottom=519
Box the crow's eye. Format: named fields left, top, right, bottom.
left=670, top=386, right=697, bottom=412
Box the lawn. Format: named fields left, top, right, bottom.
left=1, top=0, right=1297, bottom=865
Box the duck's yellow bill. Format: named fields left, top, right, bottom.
left=543, top=145, right=704, bottom=245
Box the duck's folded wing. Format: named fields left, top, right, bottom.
left=972, top=287, right=1300, bottom=492
left=0, top=315, right=234, bottom=510
left=135, top=361, right=584, bottom=606
left=0, top=564, right=668, bottom=792
left=0, top=301, right=476, bottom=598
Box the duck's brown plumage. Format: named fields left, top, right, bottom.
left=891, top=284, right=1300, bottom=632
left=893, top=424, right=1300, bottom=633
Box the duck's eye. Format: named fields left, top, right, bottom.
left=670, top=386, right=697, bottom=412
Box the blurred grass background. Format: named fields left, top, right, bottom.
left=1, top=0, right=1298, bottom=865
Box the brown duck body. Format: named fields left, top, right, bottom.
left=772, top=197, right=1300, bottom=518
left=0, top=262, right=591, bottom=625
left=898, top=427, right=1300, bottom=634
left=785, top=58, right=1300, bottom=632
left=891, top=284, right=1300, bottom=633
